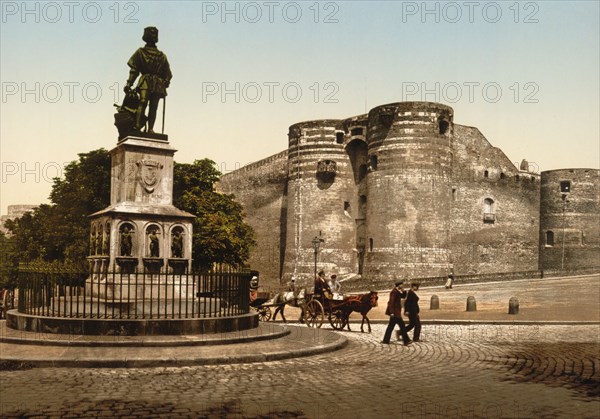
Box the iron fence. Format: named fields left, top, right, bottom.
left=16, top=265, right=252, bottom=319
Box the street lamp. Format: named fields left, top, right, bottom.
left=312, top=235, right=324, bottom=280
left=561, top=193, right=569, bottom=270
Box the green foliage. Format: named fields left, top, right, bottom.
left=174, top=159, right=256, bottom=271
left=0, top=232, right=18, bottom=288
left=5, top=152, right=255, bottom=272
left=5, top=149, right=111, bottom=265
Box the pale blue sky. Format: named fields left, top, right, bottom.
left=1, top=1, right=599, bottom=211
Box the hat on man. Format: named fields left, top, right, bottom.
left=394, top=280, right=404, bottom=287
left=318, top=270, right=325, bottom=276
left=331, top=274, right=337, bottom=279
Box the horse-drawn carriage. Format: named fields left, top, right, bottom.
left=249, top=289, right=274, bottom=321
left=250, top=279, right=379, bottom=332
left=303, top=291, right=349, bottom=329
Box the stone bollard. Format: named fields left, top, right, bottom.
left=430, top=295, right=439, bottom=310
left=466, top=296, right=477, bottom=312
left=508, top=297, right=519, bottom=315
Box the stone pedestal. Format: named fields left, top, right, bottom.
left=87, top=134, right=195, bottom=274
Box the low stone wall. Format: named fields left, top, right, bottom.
left=6, top=311, right=258, bottom=336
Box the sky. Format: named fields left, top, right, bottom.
left=1, top=0, right=599, bottom=213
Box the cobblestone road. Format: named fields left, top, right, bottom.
left=1, top=324, right=598, bottom=418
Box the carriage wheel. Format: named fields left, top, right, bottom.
left=329, top=309, right=347, bottom=330
left=304, top=300, right=324, bottom=328
left=257, top=306, right=272, bottom=322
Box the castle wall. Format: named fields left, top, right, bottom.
left=363, top=102, right=453, bottom=280
left=539, top=169, right=600, bottom=270
left=449, top=125, right=540, bottom=274
left=217, top=101, right=597, bottom=289
left=217, top=151, right=289, bottom=286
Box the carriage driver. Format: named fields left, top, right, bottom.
left=314, top=270, right=333, bottom=300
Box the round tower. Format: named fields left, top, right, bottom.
left=283, top=119, right=358, bottom=283
left=363, top=102, right=454, bottom=280
left=539, top=169, right=600, bottom=270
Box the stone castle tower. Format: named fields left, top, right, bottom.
left=218, top=101, right=597, bottom=288
left=539, top=169, right=600, bottom=270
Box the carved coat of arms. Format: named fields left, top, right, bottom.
left=136, top=159, right=163, bottom=193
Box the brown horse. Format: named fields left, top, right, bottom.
left=341, top=291, right=378, bottom=333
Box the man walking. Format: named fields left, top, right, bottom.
left=404, top=282, right=422, bottom=342
left=382, top=280, right=412, bottom=345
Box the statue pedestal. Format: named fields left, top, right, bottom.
left=86, top=133, right=195, bottom=320
left=116, top=257, right=138, bottom=274
left=168, top=258, right=189, bottom=275
left=87, top=134, right=195, bottom=275
left=143, top=257, right=164, bottom=273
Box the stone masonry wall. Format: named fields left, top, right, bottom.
left=217, top=151, right=288, bottom=286
left=363, top=102, right=454, bottom=280
left=284, top=120, right=359, bottom=287
left=450, top=125, right=540, bottom=274
left=217, top=101, right=596, bottom=290
left=539, top=169, right=600, bottom=270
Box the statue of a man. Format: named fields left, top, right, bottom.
left=124, top=26, right=172, bottom=133
left=120, top=226, right=133, bottom=257
left=148, top=230, right=160, bottom=257
left=171, top=230, right=183, bottom=258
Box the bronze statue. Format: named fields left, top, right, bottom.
left=90, top=230, right=96, bottom=255
left=120, top=226, right=133, bottom=257
left=94, top=231, right=101, bottom=255
left=171, top=230, right=183, bottom=258
left=148, top=229, right=160, bottom=257
left=123, top=26, right=172, bottom=134
left=102, top=224, right=110, bottom=255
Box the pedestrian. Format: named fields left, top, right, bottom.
left=445, top=273, right=454, bottom=289
left=287, top=277, right=297, bottom=293
left=382, top=280, right=412, bottom=345
left=403, top=282, right=421, bottom=342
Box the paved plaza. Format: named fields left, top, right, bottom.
left=0, top=275, right=599, bottom=418
left=1, top=322, right=598, bottom=418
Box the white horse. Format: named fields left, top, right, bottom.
left=270, top=288, right=307, bottom=323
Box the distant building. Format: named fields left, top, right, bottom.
left=0, top=205, right=37, bottom=235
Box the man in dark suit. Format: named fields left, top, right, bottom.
left=382, top=280, right=411, bottom=345
left=314, top=270, right=332, bottom=299
left=404, top=282, right=421, bottom=342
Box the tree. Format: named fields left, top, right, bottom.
left=5, top=149, right=111, bottom=266
left=0, top=232, right=18, bottom=288
left=173, top=159, right=256, bottom=271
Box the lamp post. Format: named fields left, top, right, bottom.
left=561, top=193, right=569, bottom=270
left=312, top=235, right=323, bottom=280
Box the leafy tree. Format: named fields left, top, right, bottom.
left=0, top=232, right=18, bottom=288
left=5, top=149, right=111, bottom=266
left=174, top=159, right=256, bottom=271
left=49, top=149, right=112, bottom=262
